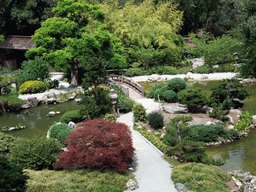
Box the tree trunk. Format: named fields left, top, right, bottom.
left=70, top=58, right=79, bottom=88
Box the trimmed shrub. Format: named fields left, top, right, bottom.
left=147, top=111, right=164, bottom=129
left=19, top=80, right=47, bottom=94
left=60, top=110, right=84, bottom=124
left=153, top=88, right=163, bottom=100
left=163, top=90, right=177, bottom=103
left=0, top=132, right=16, bottom=155
left=117, top=95, right=135, bottom=113
left=145, top=81, right=166, bottom=98
left=49, top=123, right=73, bottom=143
left=146, top=66, right=178, bottom=75
left=0, top=155, right=29, bottom=192
left=54, top=119, right=135, bottom=172
left=9, top=137, right=63, bottom=170
left=132, top=103, right=147, bottom=122
left=167, top=77, right=186, bottom=93
left=125, top=68, right=144, bottom=77
left=194, top=65, right=211, bottom=74
left=104, top=113, right=116, bottom=122
left=0, top=95, right=26, bottom=112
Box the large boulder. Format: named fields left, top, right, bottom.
left=26, top=97, right=40, bottom=108
left=175, top=183, right=187, bottom=192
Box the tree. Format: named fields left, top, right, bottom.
left=26, top=0, right=126, bottom=87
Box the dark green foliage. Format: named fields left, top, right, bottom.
left=178, top=88, right=208, bottom=113
left=209, top=103, right=230, bottom=122
left=9, top=137, right=63, bottom=170
left=109, top=84, right=125, bottom=96
left=124, top=68, right=145, bottom=77
left=79, top=87, right=112, bottom=119
left=194, top=65, right=211, bottom=74
left=145, top=81, right=166, bottom=98
left=92, top=185, right=123, bottom=192
left=225, top=129, right=239, bottom=140
left=0, top=132, right=16, bottom=155
left=117, top=95, right=135, bottom=113
left=19, top=80, right=47, bottom=94
left=167, top=77, right=186, bottom=93
left=191, top=124, right=226, bottom=142
left=153, top=88, right=163, bottom=100
left=49, top=123, right=73, bottom=143
left=132, top=103, right=147, bottom=122
left=60, top=110, right=84, bottom=124
left=0, top=155, right=29, bottom=192
left=146, top=66, right=178, bottom=75
left=147, top=111, right=164, bottom=129
left=0, top=96, right=26, bottom=112
left=163, top=90, right=177, bottom=103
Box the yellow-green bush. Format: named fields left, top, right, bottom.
left=19, top=81, right=47, bottom=94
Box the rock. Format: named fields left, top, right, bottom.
left=126, top=179, right=138, bottom=191
left=230, top=109, right=242, bottom=114
left=188, top=57, right=205, bottom=69
left=148, top=74, right=161, bottom=81
left=175, top=183, right=187, bottom=192
left=9, top=127, right=16, bottom=131
left=227, top=115, right=234, bottom=124
left=232, top=176, right=243, bottom=188
left=214, top=120, right=224, bottom=125
left=201, top=74, right=208, bottom=79
left=68, top=93, right=76, bottom=100
left=27, top=97, right=40, bottom=107
left=185, top=72, right=193, bottom=79
left=253, top=115, right=256, bottom=124
left=56, top=111, right=61, bottom=114
left=206, top=121, right=213, bottom=125
left=213, top=65, right=219, bottom=68
left=163, top=105, right=188, bottom=114
left=228, top=125, right=235, bottom=130
left=48, top=111, right=56, bottom=115
left=44, top=91, right=55, bottom=98
left=68, top=121, right=76, bottom=129
left=46, top=98, right=57, bottom=104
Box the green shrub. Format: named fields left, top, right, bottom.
left=145, top=81, right=166, bottom=98
left=163, top=90, right=177, bottom=103
left=60, top=110, right=84, bottom=124
left=49, top=123, right=73, bottom=143
left=104, top=113, right=116, bottom=122
left=146, top=66, right=178, bottom=75
left=225, top=129, right=239, bottom=140
left=0, top=132, right=16, bottom=155
left=92, top=185, right=123, bottom=192
left=19, top=80, right=47, bottom=94
left=117, top=95, right=135, bottom=113
left=109, top=84, right=125, bottom=96
left=0, top=155, right=29, bottom=192
left=125, top=68, right=144, bottom=77
left=147, top=111, right=164, bottom=129
left=178, top=88, right=208, bottom=112
left=167, top=77, right=186, bottom=93
left=153, top=88, right=163, bottom=100
left=178, top=67, right=192, bottom=74
left=194, top=65, right=211, bottom=74
left=0, top=95, right=26, bottom=108
left=191, top=124, right=226, bottom=142
left=208, top=103, right=230, bottom=122
left=132, top=103, right=147, bottom=122
left=235, top=111, right=253, bottom=133
left=9, top=137, right=63, bottom=170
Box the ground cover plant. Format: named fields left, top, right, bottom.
left=60, top=110, right=84, bottom=124
left=55, top=119, right=134, bottom=172
left=49, top=123, right=73, bottom=143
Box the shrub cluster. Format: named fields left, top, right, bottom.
left=0, top=95, right=26, bottom=112
left=193, top=65, right=211, bottom=74
left=19, top=80, right=47, bottom=94
left=168, top=77, right=186, bottom=93
left=132, top=103, right=147, bottom=122
left=60, top=110, right=84, bottom=124
left=147, top=111, right=164, bottom=129
left=54, top=119, right=135, bottom=172
left=117, top=95, right=135, bottom=113
left=0, top=132, right=16, bottom=155
left=49, top=123, right=73, bottom=143
left=235, top=111, right=253, bottom=133
left=125, top=68, right=144, bottom=77
left=146, top=66, right=178, bottom=75
left=104, top=113, right=116, bottom=122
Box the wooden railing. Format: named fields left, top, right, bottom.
left=107, top=77, right=129, bottom=96
left=108, top=75, right=144, bottom=96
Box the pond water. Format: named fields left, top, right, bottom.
left=0, top=100, right=82, bottom=138
left=188, top=81, right=256, bottom=175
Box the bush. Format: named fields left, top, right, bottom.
left=109, top=84, right=125, bottom=96
left=163, top=90, right=177, bottom=103
left=167, top=77, right=186, bottom=93
left=54, top=119, right=134, bottom=172
left=0, top=155, right=29, bottom=192
left=0, top=95, right=26, bottom=112
left=235, top=111, right=253, bottom=133
left=60, top=110, right=84, bottom=124
left=0, top=132, right=16, bottom=155
left=178, top=88, right=208, bottom=113
left=117, top=95, right=135, bottom=113
left=208, top=103, right=230, bottom=122
left=145, top=81, right=166, bottom=98
left=194, top=65, right=211, bottom=74
left=104, top=113, right=116, bottom=122
left=132, top=103, right=147, bottom=122
left=19, top=80, right=47, bottom=94
left=124, top=68, right=144, bottom=77
left=225, top=129, right=239, bottom=140
left=49, top=123, right=73, bottom=143
left=146, top=66, right=178, bottom=75
left=191, top=124, right=226, bottom=142
left=9, top=137, right=63, bottom=170
left=153, top=88, right=163, bottom=100
left=147, top=111, right=164, bottom=129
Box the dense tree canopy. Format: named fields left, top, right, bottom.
left=26, top=0, right=126, bottom=87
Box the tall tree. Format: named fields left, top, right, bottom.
left=26, top=0, right=126, bottom=87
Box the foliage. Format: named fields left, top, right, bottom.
left=9, top=137, right=63, bottom=170
left=193, top=65, right=211, bottom=74
left=60, top=110, right=84, bottom=124
left=54, top=119, right=135, bottom=172
left=147, top=111, right=164, bottom=129
left=109, top=84, right=125, bottom=96
left=163, top=90, right=177, bottom=103
left=132, top=103, right=147, bottom=122
left=178, top=88, right=208, bottom=113
left=225, top=129, right=239, bottom=140
left=19, top=80, right=47, bottom=94
left=0, top=155, right=29, bottom=192
left=190, top=124, right=226, bottom=142
left=104, top=113, right=116, bottom=122
left=117, top=95, right=135, bottom=113
left=17, top=56, right=50, bottom=85
left=49, top=123, right=73, bottom=143
left=208, top=103, right=230, bottom=122
left=124, top=68, right=145, bottom=77
left=144, top=81, right=166, bottom=98
left=167, top=77, right=186, bottom=93
left=235, top=111, right=253, bottom=133
left=25, top=169, right=132, bottom=192
left=153, top=88, right=163, bottom=100
left=146, top=66, right=178, bottom=75
left=0, top=132, right=16, bottom=155
left=79, top=86, right=112, bottom=119
left=0, top=95, right=26, bottom=108
left=26, top=0, right=126, bottom=87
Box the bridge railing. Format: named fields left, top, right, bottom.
left=108, top=75, right=144, bottom=96
left=107, top=77, right=129, bottom=96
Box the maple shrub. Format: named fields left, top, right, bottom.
left=54, top=119, right=134, bottom=172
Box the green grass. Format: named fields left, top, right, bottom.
left=25, top=169, right=133, bottom=192
left=171, top=163, right=231, bottom=192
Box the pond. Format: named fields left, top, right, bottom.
left=188, top=81, right=256, bottom=175
left=0, top=100, right=82, bottom=138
